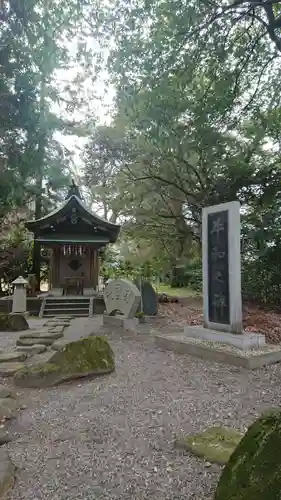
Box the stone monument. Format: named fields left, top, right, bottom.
left=203, top=201, right=242, bottom=333
left=134, top=280, right=158, bottom=316
left=103, top=279, right=141, bottom=332
left=155, top=201, right=281, bottom=368
left=184, top=201, right=265, bottom=348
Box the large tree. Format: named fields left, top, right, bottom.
left=0, top=0, right=97, bottom=287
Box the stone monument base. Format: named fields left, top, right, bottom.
left=103, top=314, right=138, bottom=334
left=184, top=326, right=265, bottom=349
left=155, top=332, right=281, bottom=369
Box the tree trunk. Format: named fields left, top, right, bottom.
left=32, top=178, right=43, bottom=291
left=32, top=0, right=49, bottom=291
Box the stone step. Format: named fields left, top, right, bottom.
left=44, top=307, right=89, bottom=316
left=19, top=331, right=64, bottom=341
left=44, top=320, right=70, bottom=325
left=0, top=363, right=25, bottom=376
left=16, top=344, right=47, bottom=355
left=44, top=305, right=89, bottom=309
left=42, top=296, right=90, bottom=317
left=0, top=352, right=27, bottom=363
left=49, top=315, right=73, bottom=319
left=43, top=312, right=89, bottom=317
left=44, top=326, right=66, bottom=333
left=45, top=300, right=90, bottom=305
left=17, top=338, right=55, bottom=347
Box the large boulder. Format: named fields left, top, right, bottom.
left=214, top=410, right=281, bottom=500
left=13, top=336, right=115, bottom=388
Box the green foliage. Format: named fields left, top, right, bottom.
left=0, top=0, right=98, bottom=283
left=102, top=244, right=161, bottom=282
left=170, top=260, right=202, bottom=291
left=0, top=315, right=11, bottom=331
left=214, top=410, right=281, bottom=500
left=241, top=198, right=281, bottom=306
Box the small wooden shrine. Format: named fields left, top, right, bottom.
left=25, top=181, right=120, bottom=296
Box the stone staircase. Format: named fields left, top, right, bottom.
left=40, top=297, right=93, bottom=318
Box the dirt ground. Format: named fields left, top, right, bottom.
left=157, top=297, right=281, bottom=344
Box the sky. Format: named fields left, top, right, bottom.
left=52, top=37, right=116, bottom=179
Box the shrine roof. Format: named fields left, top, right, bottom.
left=35, top=235, right=110, bottom=244
left=25, top=193, right=121, bottom=243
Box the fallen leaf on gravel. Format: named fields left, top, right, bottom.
left=156, top=300, right=281, bottom=344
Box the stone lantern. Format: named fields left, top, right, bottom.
left=11, top=276, right=28, bottom=315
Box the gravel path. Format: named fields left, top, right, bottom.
left=3, top=334, right=281, bottom=500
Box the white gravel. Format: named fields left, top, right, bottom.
left=5, top=336, right=281, bottom=500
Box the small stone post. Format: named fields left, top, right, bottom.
left=11, top=276, right=28, bottom=314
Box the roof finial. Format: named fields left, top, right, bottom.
left=65, top=179, right=82, bottom=200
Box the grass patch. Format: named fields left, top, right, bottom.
left=175, top=426, right=243, bottom=465
left=155, top=284, right=200, bottom=298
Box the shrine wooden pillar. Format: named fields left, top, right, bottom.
left=51, top=246, right=62, bottom=294
left=93, top=249, right=99, bottom=290
left=84, top=248, right=98, bottom=294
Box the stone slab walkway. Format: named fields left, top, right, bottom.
left=0, top=319, right=46, bottom=352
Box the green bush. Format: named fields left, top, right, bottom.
left=0, top=314, right=11, bottom=331
left=170, top=261, right=202, bottom=291
left=242, top=248, right=281, bottom=306
left=214, top=410, right=281, bottom=500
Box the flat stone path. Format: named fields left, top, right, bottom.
left=62, top=316, right=103, bottom=342
left=0, top=319, right=46, bottom=352
left=0, top=317, right=102, bottom=353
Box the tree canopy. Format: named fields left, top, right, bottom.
left=82, top=0, right=281, bottom=303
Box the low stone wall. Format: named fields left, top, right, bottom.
left=0, top=298, right=42, bottom=316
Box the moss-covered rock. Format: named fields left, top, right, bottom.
left=13, top=336, right=115, bottom=388
left=175, top=427, right=243, bottom=465
left=0, top=313, right=29, bottom=332
left=214, top=410, right=281, bottom=500
left=9, top=313, right=29, bottom=331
